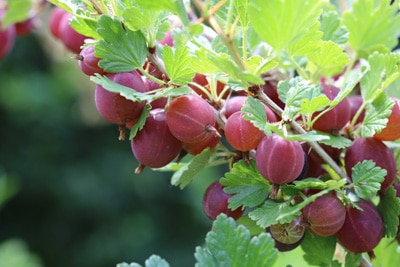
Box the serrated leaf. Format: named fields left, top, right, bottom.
left=316, top=132, right=352, bottom=149
left=248, top=0, right=326, bottom=56
left=91, top=75, right=191, bottom=103
left=300, top=95, right=330, bottom=114
left=343, top=0, right=400, bottom=57
left=360, top=93, right=394, bottom=137
left=117, top=255, right=170, bottom=267
left=171, top=148, right=211, bottom=189
left=220, top=160, right=271, bottom=210
left=345, top=253, right=362, bottom=267
left=301, top=231, right=337, bottom=266
left=241, top=97, right=272, bottom=135
left=320, top=11, right=349, bottom=45
left=162, top=46, right=195, bottom=85
left=351, top=160, right=386, bottom=200
left=129, top=104, right=151, bottom=140
left=306, top=40, right=350, bottom=78
left=194, top=214, right=277, bottom=267
left=248, top=200, right=301, bottom=228
left=377, top=186, right=400, bottom=238
left=281, top=178, right=327, bottom=196
left=135, top=0, right=189, bottom=26
left=360, top=52, right=400, bottom=102
left=278, top=77, right=323, bottom=120
left=2, top=0, right=32, bottom=28
left=70, top=16, right=100, bottom=40
left=95, top=15, right=147, bottom=73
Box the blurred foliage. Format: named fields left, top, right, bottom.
left=0, top=7, right=223, bottom=267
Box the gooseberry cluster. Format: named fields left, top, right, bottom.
left=3, top=1, right=400, bottom=265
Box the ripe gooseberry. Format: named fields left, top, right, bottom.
left=374, top=98, right=400, bottom=141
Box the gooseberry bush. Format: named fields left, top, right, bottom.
left=3, top=0, right=400, bottom=266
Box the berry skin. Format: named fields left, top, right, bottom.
left=256, top=134, right=305, bottom=185
left=131, top=109, right=182, bottom=169
left=78, top=44, right=105, bottom=76
left=95, top=71, right=147, bottom=125
left=166, top=94, right=217, bottom=144
left=336, top=201, right=384, bottom=253
left=58, top=12, right=87, bottom=53
left=49, top=6, right=67, bottom=39
left=224, top=111, right=264, bottom=151
left=202, top=180, right=244, bottom=220
left=302, top=193, right=346, bottom=236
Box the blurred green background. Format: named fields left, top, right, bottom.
left=0, top=8, right=222, bottom=267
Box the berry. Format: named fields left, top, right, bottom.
left=58, top=12, right=87, bottom=53
left=256, top=134, right=305, bottom=184
left=15, top=17, right=35, bottom=36
left=336, top=201, right=384, bottom=253
left=312, top=84, right=351, bottom=134
left=166, top=94, right=217, bottom=143
left=224, top=96, right=278, bottom=122
left=182, top=129, right=220, bottom=155
left=225, top=111, right=264, bottom=151
left=95, top=71, right=147, bottom=125
left=374, top=98, right=400, bottom=141
left=49, top=6, right=67, bottom=39
left=344, top=137, right=396, bottom=191
left=302, top=193, right=346, bottom=236
left=269, top=216, right=305, bottom=244
left=202, top=180, right=244, bottom=220
left=131, top=109, right=182, bottom=169
left=78, top=44, right=105, bottom=76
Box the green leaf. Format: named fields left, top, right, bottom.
left=90, top=75, right=191, bottom=103
left=316, top=132, right=353, bottom=149
left=300, top=95, right=330, bottom=114
left=95, top=15, right=148, bottom=73
left=345, top=253, right=362, bottom=267
left=162, top=46, right=195, bottom=85
left=360, top=93, right=394, bottom=137
left=377, top=186, right=400, bottom=238
left=171, top=148, right=212, bottom=189
left=343, top=0, right=400, bottom=58
left=278, top=77, right=323, bottom=120
left=320, top=11, right=349, bottom=45
left=301, top=231, right=337, bottom=266
left=281, top=178, right=327, bottom=196
left=248, top=0, right=326, bottom=56
left=129, top=104, right=151, bottom=140
left=1, top=0, right=31, bottom=28
left=117, top=255, right=170, bottom=267
left=220, top=160, right=271, bottom=210
left=248, top=200, right=301, bottom=228
left=351, top=160, right=386, bottom=200
left=306, top=40, right=350, bottom=78
left=70, top=15, right=100, bottom=40
left=360, top=52, right=400, bottom=102
left=194, top=214, right=278, bottom=267
left=241, top=97, right=272, bottom=135
left=135, top=0, right=189, bottom=26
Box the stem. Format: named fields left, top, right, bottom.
left=289, top=56, right=309, bottom=80
left=138, top=66, right=166, bottom=86
left=347, top=101, right=367, bottom=134
left=146, top=48, right=169, bottom=80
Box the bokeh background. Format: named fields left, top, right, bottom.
left=0, top=6, right=222, bottom=267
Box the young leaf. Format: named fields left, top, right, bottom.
left=129, top=104, right=151, bottom=140
left=343, top=0, right=400, bottom=58
left=70, top=15, right=100, bottom=40
left=170, top=148, right=212, bottom=189
left=320, top=11, right=349, bottom=45
left=220, top=160, right=271, bottom=210
left=281, top=178, right=327, bottom=196
left=316, top=132, right=352, bottom=149
left=248, top=200, right=302, bottom=228
left=377, top=186, right=400, bottom=238
left=117, top=255, right=170, bottom=267
left=241, top=97, right=272, bottom=135
left=351, top=160, right=386, bottom=200
left=194, top=214, right=278, bottom=267
left=95, top=15, right=147, bottom=73
left=306, top=40, right=350, bottom=79
left=300, top=95, right=330, bottom=115
left=301, top=231, right=337, bottom=266
left=278, top=77, right=323, bottom=121
left=248, top=0, right=326, bottom=56
left=2, top=0, right=32, bottom=27
left=162, top=46, right=195, bottom=85
left=360, top=52, right=400, bottom=102
left=360, top=93, right=394, bottom=137
left=135, top=0, right=189, bottom=26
